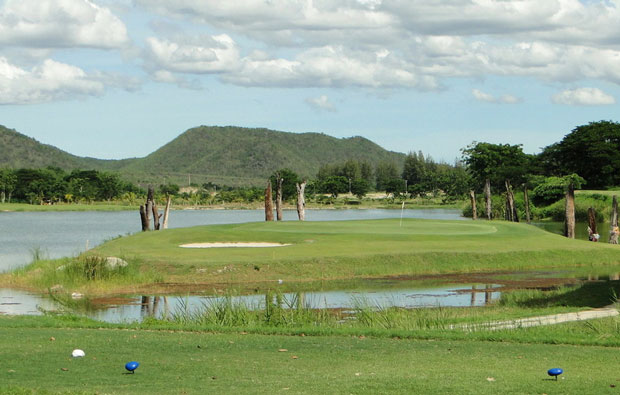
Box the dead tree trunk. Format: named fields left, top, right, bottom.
left=523, top=185, right=531, bottom=224
left=564, top=182, right=575, bottom=239
left=296, top=181, right=306, bottom=221
left=162, top=195, right=172, bottom=229
left=276, top=175, right=283, bottom=221
left=609, top=195, right=618, bottom=244
left=587, top=207, right=600, bottom=241
left=152, top=201, right=161, bottom=230
left=484, top=178, right=492, bottom=220
left=265, top=180, right=274, bottom=221
left=139, top=205, right=149, bottom=231
left=504, top=180, right=518, bottom=222
left=469, top=190, right=477, bottom=220
left=145, top=187, right=153, bottom=231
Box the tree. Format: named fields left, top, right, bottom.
left=538, top=121, right=620, bottom=188
left=319, top=176, right=348, bottom=197
left=0, top=168, right=17, bottom=203
left=462, top=142, right=531, bottom=189
left=350, top=179, right=370, bottom=199
left=375, top=161, right=399, bottom=191
left=269, top=168, right=300, bottom=201
left=385, top=178, right=406, bottom=197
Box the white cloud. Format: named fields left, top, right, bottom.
left=0, top=0, right=129, bottom=49
left=552, top=87, right=616, bottom=106
left=0, top=57, right=105, bottom=104
left=145, top=35, right=240, bottom=74
left=135, top=0, right=620, bottom=91
left=472, top=89, right=521, bottom=104
left=306, top=95, right=336, bottom=112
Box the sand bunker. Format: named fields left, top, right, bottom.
left=180, top=242, right=291, bottom=248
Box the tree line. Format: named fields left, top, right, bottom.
left=0, top=167, right=140, bottom=204
left=2, top=120, right=618, bottom=209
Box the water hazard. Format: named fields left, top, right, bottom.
left=3, top=267, right=618, bottom=323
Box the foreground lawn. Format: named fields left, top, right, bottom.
left=1, top=315, right=619, bottom=394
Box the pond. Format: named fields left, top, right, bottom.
left=3, top=267, right=619, bottom=323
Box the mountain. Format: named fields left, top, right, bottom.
left=0, top=124, right=406, bottom=186
left=0, top=125, right=136, bottom=171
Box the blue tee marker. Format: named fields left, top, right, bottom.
left=125, top=361, right=139, bottom=373
left=547, top=368, right=563, bottom=381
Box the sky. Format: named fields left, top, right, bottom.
left=0, top=0, right=619, bottom=162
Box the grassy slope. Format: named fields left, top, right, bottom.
left=90, top=218, right=620, bottom=286
left=1, top=315, right=619, bottom=394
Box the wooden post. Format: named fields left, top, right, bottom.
left=469, top=190, right=477, bottom=220
left=296, top=181, right=306, bottom=221
left=523, top=185, right=531, bottom=224
left=564, top=182, right=575, bottom=239
left=162, top=195, right=172, bottom=229
left=609, top=195, right=618, bottom=244
left=276, top=175, right=283, bottom=221
left=265, top=180, right=274, bottom=221
left=484, top=178, right=492, bottom=220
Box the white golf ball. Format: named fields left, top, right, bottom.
left=72, top=349, right=85, bottom=358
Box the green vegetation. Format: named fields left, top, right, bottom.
left=4, top=314, right=620, bottom=394
left=1, top=125, right=406, bottom=187
left=5, top=219, right=620, bottom=296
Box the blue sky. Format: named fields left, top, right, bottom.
left=0, top=0, right=619, bottom=162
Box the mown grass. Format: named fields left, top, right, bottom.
left=4, top=218, right=620, bottom=295
left=2, top=313, right=620, bottom=394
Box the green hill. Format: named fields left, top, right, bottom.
left=0, top=125, right=135, bottom=171
left=0, top=124, right=405, bottom=186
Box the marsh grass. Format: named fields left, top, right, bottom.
left=4, top=253, right=164, bottom=295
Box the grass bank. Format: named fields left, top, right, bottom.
left=3, top=218, right=620, bottom=295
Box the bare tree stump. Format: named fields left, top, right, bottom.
left=587, top=207, right=599, bottom=241
left=162, top=195, right=172, bottom=229
left=484, top=178, right=492, bottom=220
left=610, top=195, right=618, bottom=244
left=523, top=185, right=531, bottom=224
left=139, top=205, right=149, bottom=231
left=504, top=180, right=518, bottom=222
left=265, top=180, right=274, bottom=221
left=152, top=203, right=161, bottom=230
left=564, top=182, right=575, bottom=239
left=469, top=190, right=477, bottom=220
left=276, top=175, right=283, bottom=221
left=296, top=181, right=306, bottom=221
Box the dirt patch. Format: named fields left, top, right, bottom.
left=180, top=242, right=291, bottom=248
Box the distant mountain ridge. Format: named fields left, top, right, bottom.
left=0, top=124, right=406, bottom=186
